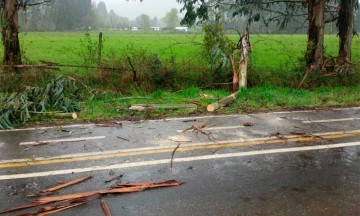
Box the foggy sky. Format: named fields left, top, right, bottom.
left=93, top=0, right=183, bottom=19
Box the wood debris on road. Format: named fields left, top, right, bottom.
left=1, top=180, right=183, bottom=215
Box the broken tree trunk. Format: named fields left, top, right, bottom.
left=129, top=104, right=197, bottom=111
left=239, top=27, right=250, bottom=89
left=207, top=91, right=239, bottom=112
left=230, top=53, right=239, bottom=92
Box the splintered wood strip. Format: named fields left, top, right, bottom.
left=1, top=180, right=183, bottom=215
left=27, top=176, right=92, bottom=197
left=100, top=200, right=112, bottom=216
left=15, top=202, right=85, bottom=216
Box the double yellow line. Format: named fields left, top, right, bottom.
left=1, top=132, right=360, bottom=169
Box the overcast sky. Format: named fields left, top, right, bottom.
left=93, top=0, right=183, bottom=20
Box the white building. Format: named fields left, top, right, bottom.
left=175, top=27, right=188, bottom=32
left=131, top=27, right=139, bottom=31
left=150, top=27, right=161, bottom=31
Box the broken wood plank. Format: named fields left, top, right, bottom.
left=207, top=91, right=239, bottom=112
left=129, top=104, right=197, bottom=111
left=100, top=200, right=112, bottom=216
left=28, top=176, right=92, bottom=197
left=1, top=180, right=182, bottom=214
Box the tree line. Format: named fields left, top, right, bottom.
left=17, top=0, right=182, bottom=31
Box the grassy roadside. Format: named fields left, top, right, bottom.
left=1, top=32, right=360, bottom=127
left=79, top=85, right=360, bottom=121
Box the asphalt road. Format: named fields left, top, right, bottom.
left=0, top=107, right=360, bottom=216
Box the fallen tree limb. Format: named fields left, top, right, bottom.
left=129, top=104, right=197, bottom=111
left=28, top=176, right=92, bottom=197
left=207, top=91, right=239, bottom=112
left=1, top=180, right=183, bottom=214
left=30, top=112, right=78, bottom=119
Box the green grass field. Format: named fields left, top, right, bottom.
left=15, top=31, right=360, bottom=72
left=1, top=31, right=360, bottom=123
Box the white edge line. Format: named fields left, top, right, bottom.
left=2, top=129, right=360, bottom=165
left=303, top=118, right=358, bottom=124
left=1, top=141, right=359, bottom=180
left=19, top=136, right=106, bottom=146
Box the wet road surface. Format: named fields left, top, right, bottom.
left=0, top=107, right=359, bottom=215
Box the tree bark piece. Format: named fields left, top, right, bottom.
left=129, top=104, right=197, bottom=111
left=207, top=91, right=239, bottom=112
left=100, top=200, right=112, bottom=216
left=28, top=176, right=92, bottom=197
left=239, top=27, right=250, bottom=89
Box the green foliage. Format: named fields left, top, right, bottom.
left=79, top=32, right=102, bottom=66
left=164, top=8, right=180, bottom=29
left=0, top=76, right=86, bottom=129
left=202, top=14, right=235, bottom=81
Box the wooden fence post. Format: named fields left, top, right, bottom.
left=98, top=32, right=103, bottom=66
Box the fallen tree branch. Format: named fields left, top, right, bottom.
left=30, top=112, right=78, bottom=119
left=207, top=91, right=239, bottom=112
left=129, top=104, right=197, bottom=111
left=170, top=144, right=181, bottom=170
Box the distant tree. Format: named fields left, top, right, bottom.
left=52, top=0, right=92, bottom=30
left=138, top=13, right=151, bottom=31
left=164, top=8, right=180, bottom=29
left=151, top=16, right=158, bottom=26
left=96, top=1, right=108, bottom=28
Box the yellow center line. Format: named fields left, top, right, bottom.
left=1, top=132, right=360, bottom=169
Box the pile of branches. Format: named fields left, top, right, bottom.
left=0, top=76, right=87, bottom=129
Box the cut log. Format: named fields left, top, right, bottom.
left=207, top=91, right=239, bottom=112
left=129, top=104, right=197, bottom=111
left=30, top=112, right=78, bottom=119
